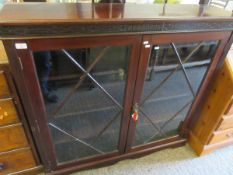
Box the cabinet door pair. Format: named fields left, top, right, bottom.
left=12, top=32, right=230, bottom=171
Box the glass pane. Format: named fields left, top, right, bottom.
left=133, top=40, right=218, bottom=146
left=33, top=45, right=131, bottom=164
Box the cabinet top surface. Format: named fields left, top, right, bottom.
left=0, top=3, right=232, bottom=25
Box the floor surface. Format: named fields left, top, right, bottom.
left=71, top=144, right=233, bottom=175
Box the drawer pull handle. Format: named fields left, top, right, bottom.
left=0, top=163, right=4, bottom=170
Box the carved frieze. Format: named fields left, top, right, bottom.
left=0, top=21, right=233, bottom=39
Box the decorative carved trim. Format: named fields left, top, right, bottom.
left=0, top=21, right=233, bottom=39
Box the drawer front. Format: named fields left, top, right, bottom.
left=209, top=128, right=233, bottom=144
left=0, top=71, right=10, bottom=98
left=0, top=99, right=19, bottom=126
left=0, top=124, right=29, bottom=152
left=0, top=148, right=36, bottom=175
left=217, top=115, right=233, bottom=131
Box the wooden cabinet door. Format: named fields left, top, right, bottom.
left=10, top=35, right=141, bottom=171
left=125, top=31, right=232, bottom=152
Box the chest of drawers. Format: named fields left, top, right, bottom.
left=189, top=56, right=233, bottom=156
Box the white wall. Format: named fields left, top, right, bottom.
left=126, top=0, right=154, bottom=3
left=181, top=0, right=199, bottom=4
left=126, top=0, right=232, bottom=10
left=126, top=0, right=199, bottom=4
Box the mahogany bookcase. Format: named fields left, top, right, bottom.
left=1, top=3, right=233, bottom=174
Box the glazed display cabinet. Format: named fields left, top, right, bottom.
left=1, top=3, right=233, bottom=175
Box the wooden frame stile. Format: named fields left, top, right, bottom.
left=124, top=31, right=233, bottom=153
left=4, top=35, right=142, bottom=173
left=3, top=40, right=57, bottom=172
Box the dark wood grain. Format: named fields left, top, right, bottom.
left=0, top=3, right=233, bottom=38
left=125, top=35, right=152, bottom=152
left=3, top=40, right=48, bottom=170
left=6, top=31, right=233, bottom=174
left=118, top=36, right=142, bottom=153
left=15, top=46, right=57, bottom=171
left=2, top=3, right=233, bottom=174
left=1, top=21, right=233, bottom=39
